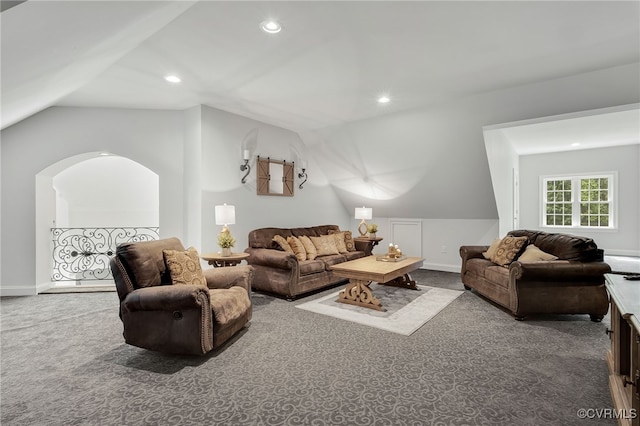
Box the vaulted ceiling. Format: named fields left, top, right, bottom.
left=2, top=0, right=639, bottom=139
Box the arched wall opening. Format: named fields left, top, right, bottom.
left=36, top=153, right=159, bottom=292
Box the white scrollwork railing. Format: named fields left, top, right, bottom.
left=51, top=227, right=159, bottom=281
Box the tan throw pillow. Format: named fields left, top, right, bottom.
left=490, top=236, right=528, bottom=266
left=163, top=247, right=206, bottom=286
left=517, top=244, right=558, bottom=262
left=299, top=235, right=317, bottom=260
left=310, top=235, right=340, bottom=256
left=332, top=231, right=348, bottom=253
left=272, top=235, right=294, bottom=253
left=483, top=238, right=502, bottom=260
left=287, top=236, right=307, bottom=262
left=329, top=229, right=355, bottom=252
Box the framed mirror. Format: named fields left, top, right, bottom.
left=257, top=156, right=294, bottom=196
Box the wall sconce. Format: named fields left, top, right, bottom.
left=354, top=206, right=372, bottom=237
left=240, top=150, right=251, bottom=184
left=298, top=162, right=308, bottom=189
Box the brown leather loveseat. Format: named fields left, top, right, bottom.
left=245, top=225, right=367, bottom=299
left=460, top=230, right=611, bottom=321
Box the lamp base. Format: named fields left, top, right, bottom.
left=358, top=221, right=368, bottom=237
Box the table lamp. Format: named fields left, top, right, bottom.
left=355, top=206, right=372, bottom=237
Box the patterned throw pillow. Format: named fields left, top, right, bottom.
left=163, top=247, right=207, bottom=286
left=272, top=235, right=294, bottom=253
left=328, top=229, right=355, bottom=252
left=332, top=231, right=348, bottom=253
left=517, top=244, right=558, bottom=262
left=483, top=238, right=502, bottom=260
left=343, top=230, right=356, bottom=252
left=299, top=235, right=317, bottom=260
left=310, top=235, right=340, bottom=256
left=490, top=236, right=528, bottom=266
left=287, top=236, right=307, bottom=262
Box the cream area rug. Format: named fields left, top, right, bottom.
left=296, top=284, right=463, bottom=336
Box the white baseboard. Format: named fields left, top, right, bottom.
left=1, top=285, right=37, bottom=297
left=604, top=249, right=640, bottom=257
left=422, top=263, right=460, bottom=273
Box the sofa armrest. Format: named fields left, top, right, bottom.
left=460, top=246, right=488, bottom=260
left=203, top=265, right=253, bottom=294
left=509, top=261, right=612, bottom=282
left=245, top=247, right=298, bottom=270
left=460, top=246, right=489, bottom=272
left=121, top=284, right=211, bottom=313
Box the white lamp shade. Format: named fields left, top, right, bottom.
left=215, top=204, right=236, bottom=225
left=354, top=207, right=372, bottom=220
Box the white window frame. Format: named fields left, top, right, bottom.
left=540, top=172, right=617, bottom=230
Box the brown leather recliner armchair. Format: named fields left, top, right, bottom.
left=110, top=237, right=253, bottom=355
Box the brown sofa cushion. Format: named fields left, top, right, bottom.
left=163, top=247, right=207, bottom=286
left=491, top=236, right=528, bottom=266
left=299, top=259, right=326, bottom=275
left=507, top=230, right=600, bottom=261
left=209, top=287, right=251, bottom=324
left=117, top=237, right=185, bottom=288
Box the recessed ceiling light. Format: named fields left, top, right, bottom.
left=164, top=75, right=181, bottom=83
left=260, top=20, right=282, bottom=34
left=571, top=142, right=581, bottom=147
left=377, top=95, right=391, bottom=104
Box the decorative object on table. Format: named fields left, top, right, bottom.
left=377, top=243, right=406, bottom=262
left=355, top=206, right=373, bottom=237
left=215, top=203, right=236, bottom=256
left=367, top=223, right=378, bottom=238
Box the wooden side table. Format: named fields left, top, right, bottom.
left=201, top=252, right=249, bottom=268
left=354, top=237, right=383, bottom=256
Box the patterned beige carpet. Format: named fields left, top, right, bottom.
left=296, top=284, right=463, bottom=335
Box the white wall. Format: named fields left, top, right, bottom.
left=483, top=127, right=520, bottom=236
left=1, top=106, right=184, bottom=294
left=520, top=144, right=640, bottom=256
left=301, top=63, right=639, bottom=271
left=371, top=218, right=499, bottom=272
left=199, top=106, right=351, bottom=256
left=53, top=156, right=159, bottom=227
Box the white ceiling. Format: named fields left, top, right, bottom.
left=2, top=1, right=639, bottom=150
left=494, top=105, right=640, bottom=155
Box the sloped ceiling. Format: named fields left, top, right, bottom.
left=2, top=1, right=639, bottom=134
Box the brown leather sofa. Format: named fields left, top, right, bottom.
left=110, top=237, right=253, bottom=355
left=460, top=230, right=611, bottom=321
left=245, top=225, right=366, bottom=299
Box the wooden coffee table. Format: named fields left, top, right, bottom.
left=331, top=256, right=424, bottom=311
